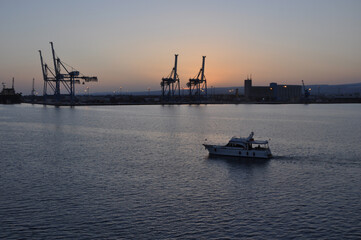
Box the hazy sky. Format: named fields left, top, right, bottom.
left=1, top=0, right=361, bottom=94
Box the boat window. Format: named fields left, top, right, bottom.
left=253, top=144, right=267, bottom=149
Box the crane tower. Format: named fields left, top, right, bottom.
left=187, top=56, right=207, bottom=99
left=302, top=80, right=310, bottom=99
left=161, top=54, right=180, bottom=101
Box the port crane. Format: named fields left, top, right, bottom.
left=161, top=54, right=180, bottom=101
left=302, top=80, right=310, bottom=99
left=187, top=56, right=207, bottom=99
left=39, top=42, right=98, bottom=103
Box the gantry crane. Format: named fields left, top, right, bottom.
left=39, top=42, right=98, bottom=103
left=187, top=56, right=207, bottom=99
left=161, top=54, right=180, bottom=101
left=302, top=80, right=310, bottom=99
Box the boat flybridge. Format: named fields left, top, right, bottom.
left=203, top=132, right=272, bottom=159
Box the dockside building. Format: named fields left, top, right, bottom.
left=244, top=78, right=302, bottom=102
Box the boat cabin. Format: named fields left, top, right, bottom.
left=226, top=137, right=269, bottom=150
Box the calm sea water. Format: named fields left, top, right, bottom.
left=1, top=103, right=360, bottom=239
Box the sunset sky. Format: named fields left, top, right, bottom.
left=1, top=0, right=360, bottom=94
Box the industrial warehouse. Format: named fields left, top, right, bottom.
left=244, top=77, right=303, bottom=102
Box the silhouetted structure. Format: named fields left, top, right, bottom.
left=187, top=56, right=207, bottom=100
left=31, top=78, right=36, bottom=103
left=0, top=78, right=22, bottom=104
left=161, top=54, right=180, bottom=101
left=39, top=42, right=98, bottom=104
left=245, top=77, right=302, bottom=102
left=302, top=80, right=310, bottom=99
left=31, top=78, right=36, bottom=97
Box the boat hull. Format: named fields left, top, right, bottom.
left=203, top=144, right=272, bottom=159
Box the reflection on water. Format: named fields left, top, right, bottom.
left=207, top=154, right=270, bottom=166
left=0, top=103, right=360, bottom=239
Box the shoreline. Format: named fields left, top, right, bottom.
left=21, top=100, right=361, bottom=107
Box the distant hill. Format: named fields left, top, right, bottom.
left=307, top=83, right=361, bottom=96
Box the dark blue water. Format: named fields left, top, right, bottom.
left=1, top=104, right=360, bottom=239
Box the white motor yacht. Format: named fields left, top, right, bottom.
left=203, top=132, right=272, bottom=159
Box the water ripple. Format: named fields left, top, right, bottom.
left=1, top=104, right=360, bottom=239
